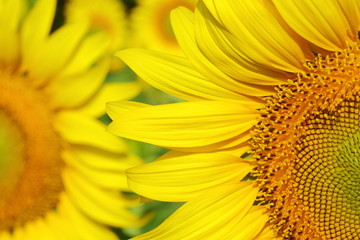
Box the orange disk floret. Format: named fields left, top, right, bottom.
left=251, top=42, right=360, bottom=239
left=0, top=73, right=63, bottom=230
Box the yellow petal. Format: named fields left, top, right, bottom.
left=70, top=145, right=142, bottom=171
left=0, top=0, right=24, bottom=65
left=63, top=149, right=129, bottom=190
left=27, top=21, right=89, bottom=84
left=195, top=1, right=306, bottom=76
left=45, top=212, right=73, bottom=240
left=79, top=81, right=142, bottom=117
left=63, top=169, right=147, bottom=227
left=55, top=111, right=126, bottom=153
left=57, top=193, right=120, bottom=240
left=20, top=0, right=56, bottom=68
left=118, top=48, right=250, bottom=102
left=59, top=31, right=111, bottom=77
left=46, top=59, right=110, bottom=109
left=337, top=0, right=360, bottom=40
left=223, top=206, right=269, bottom=240
left=106, top=101, right=149, bottom=120
left=132, top=183, right=259, bottom=240
left=22, top=217, right=61, bottom=240
left=127, top=151, right=254, bottom=201
left=171, top=6, right=276, bottom=97
left=273, top=0, right=352, bottom=51
left=107, top=101, right=259, bottom=151
left=0, top=231, right=11, bottom=240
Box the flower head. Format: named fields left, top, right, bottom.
left=109, top=0, right=360, bottom=239
left=0, top=0, right=144, bottom=238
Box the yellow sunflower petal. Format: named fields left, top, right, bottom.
left=127, top=152, right=254, bottom=201
left=0, top=0, right=24, bottom=65
left=63, top=169, right=145, bottom=227
left=222, top=206, right=269, bottom=240
left=46, top=59, right=110, bottom=109
left=0, top=231, right=11, bottom=240
left=57, top=194, right=119, bottom=240
left=45, top=212, right=73, bottom=240
left=59, top=31, right=110, bottom=78
left=132, top=183, right=259, bottom=240
left=11, top=226, right=27, bottom=240
left=27, top=20, right=89, bottom=84
left=273, top=0, right=353, bottom=50
left=78, top=81, right=142, bottom=117
left=107, top=101, right=152, bottom=120
left=195, top=1, right=306, bottom=77
left=107, top=101, right=259, bottom=150
left=70, top=146, right=142, bottom=171
left=23, top=217, right=61, bottom=240
left=55, top=111, right=126, bottom=153
left=171, top=6, right=276, bottom=96
left=63, top=150, right=129, bottom=190
left=118, top=48, right=249, bottom=102
left=337, top=0, right=360, bottom=39
left=20, top=0, right=56, bottom=68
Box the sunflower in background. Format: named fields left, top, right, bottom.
left=0, top=0, right=146, bottom=238
left=109, top=0, right=360, bottom=239
left=129, top=0, right=196, bottom=56
left=65, top=0, right=128, bottom=71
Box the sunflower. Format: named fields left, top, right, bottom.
left=65, top=0, right=127, bottom=70
left=108, top=0, right=360, bottom=239
left=0, top=0, right=145, bottom=238
left=128, top=0, right=196, bottom=55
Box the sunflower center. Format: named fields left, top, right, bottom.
left=251, top=42, right=360, bottom=239
left=0, top=72, right=63, bottom=230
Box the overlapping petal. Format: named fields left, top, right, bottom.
left=59, top=31, right=111, bottom=77
left=196, top=0, right=306, bottom=77
left=273, top=0, right=357, bottom=50
left=127, top=151, right=255, bottom=201
left=131, top=183, right=262, bottom=240
left=57, top=194, right=119, bottom=240
left=119, top=48, right=253, bottom=102
left=55, top=111, right=126, bottom=153
left=171, top=7, right=276, bottom=96
left=63, top=169, right=144, bottom=228
left=20, top=0, right=56, bottom=71
left=78, top=81, right=143, bottom=117
left=26, top=21, right=89, bottom=83
left=108, top=101, right=259, bottom=151
left=46, top=60, right=110, bottom=109
left=0, top=0, right=24, bottom=65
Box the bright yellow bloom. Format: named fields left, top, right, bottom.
left=109, top=0, right=360, bottom=239
left=65, top=0, right=127, bottom=70
left=128, top=0, right=196, bottom=55
left=0, top=0, right=144, bottom=238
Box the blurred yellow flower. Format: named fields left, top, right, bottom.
left=129, top=0, right=196, bottom=55
left=65, top=0, right=128, bottom=70
left=109, top=0, right=360, bottom=239
left=0, top=0, right=144, bottom=238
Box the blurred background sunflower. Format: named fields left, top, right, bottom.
left=1, top=0, right=185, bottom=239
